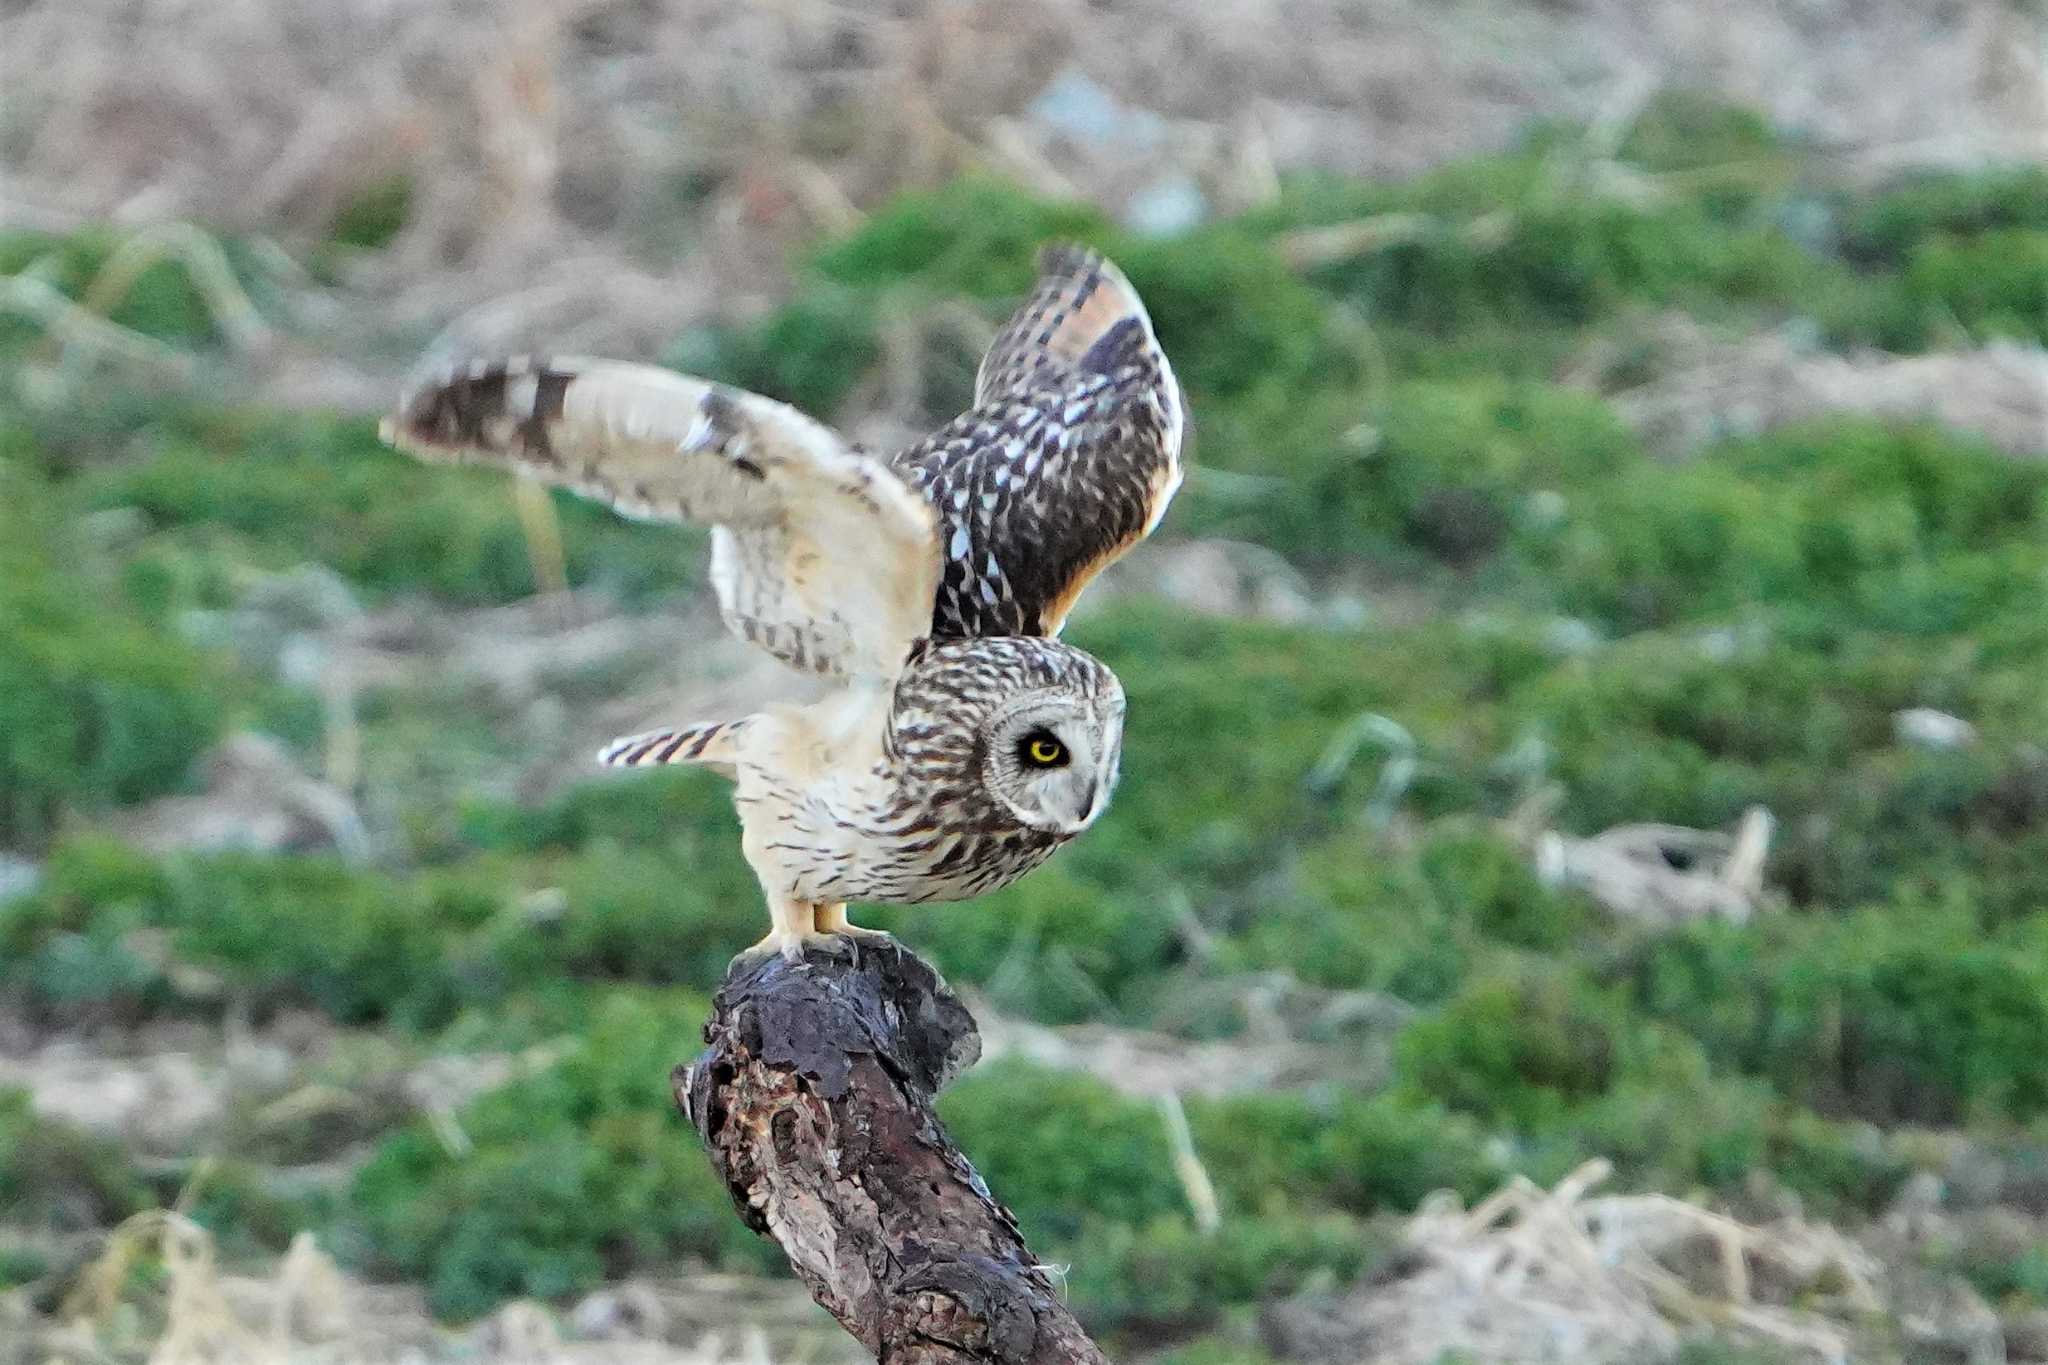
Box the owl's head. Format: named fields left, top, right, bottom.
left=895, top=637, right=1127, bottom=837
left=980, top=672, right=1126, bottom=834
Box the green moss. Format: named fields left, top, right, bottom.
left=1370, top=381, right=1639, bottom=566
left=1419, top=827, right=1593, bottom=952
left=0, top=463, right=225, bottom=846
left=1264, top=143, right=2046, bottom=368
left=1396, top=964, right=1626, bottom=1130
left=1528, top=420, right=2048, bottom=633
left=1189, top=1090, right=1496, bottom=1214
left=461, top=762, right=741, bottom=855
left=328, top=176, right=414, bottom=252
left=878, top=860, right=1184, bottom=1023
left=1617, top=90, right=1788, bottom=177
left=1954, top=1239, right=2048, bottom=1308
left=0, top=228, right=239, bottom=349
left=350, top=989, right=767, bottom=1320
left=1628, top=910, right=2048, bottom=1126
left=940, top=1059, right=1184, bottom=1244
left=1839, top=166, right=2048, bottom=268
left=810, top=178, right=1107, bottom=298
left=184, top=1159, right=337, bottom=1258
left=3, top=844, right=487, bottom=1027
left=1772, top=748, right=2048, bottom=922
left=79, top=408, right=692, bottom=607
left=1117, top=228, right=1333, bottom=398
left=1673, top=1342, right=1804, bottom=1365
left=1763, top=1109, right=1909, bottom=1217
left=4, top=824, right=780, bottom=1028
left=0, top=1087, right=154, bottom=1232
left=1229, top=846, right=1472, bottom=1003
left=1063, top=1210, right=1377, bottom=1342
left=0, top=1245, right=51, bottom=1289
left=1539, top=1044, right=1772, bottom=1192
left=1168, top=377, right=1645, bottom=571
left=1385, top=967, right=1781, bottom=1193
left=937, top=1062, right=1401, bottom=1340
left=1290, top=190, right=1822, bottom=349
left=1898, top=229, right=2048, bottom=346
left=1150, top=1340, right=1285, bottom=1365
left=674, top=288, right=882, bottom=417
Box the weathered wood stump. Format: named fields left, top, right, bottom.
left=675, top=937, right=1109, bottom=1365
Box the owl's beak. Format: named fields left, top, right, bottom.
left=1043, top=774, right=1105, bottom=836
left=1079, top=775, right=1107, bottom=826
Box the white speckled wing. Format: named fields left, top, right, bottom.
left=382, top=357, right=941, bottom=680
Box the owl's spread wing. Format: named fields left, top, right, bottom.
left=896, top=245, right=1185, bottom=639
left=382, top=357, right=940, bottom=679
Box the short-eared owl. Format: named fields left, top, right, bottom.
left=382, top=246, right=1184, bottom=958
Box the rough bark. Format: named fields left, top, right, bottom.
left=676, top=937, right=1110, bottom=1365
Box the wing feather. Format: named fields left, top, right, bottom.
left=383, top=357, right=940, bottom=679
left=897, top=246, right=1186, bottom=638
left=976, top=245, right=1182, bottom=446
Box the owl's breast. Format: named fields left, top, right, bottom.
left=797, top=798, right=1070, bottom=907
left=737, top=701, right=1078, bottom=909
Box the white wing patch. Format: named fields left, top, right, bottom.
left=383, top=357, right=940, bottom=680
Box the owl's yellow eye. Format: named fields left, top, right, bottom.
left=1022, top=733, right=1067, bottom=767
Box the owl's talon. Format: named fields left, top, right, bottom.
left=809, top=931, right=860, bottom=960
left=738, top=928, right=858, bottom=966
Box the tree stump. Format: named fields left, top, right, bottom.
left=675, top=937, right=1110, bottom=1365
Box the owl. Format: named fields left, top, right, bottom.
left=382, top=245, right=1184, bottom=959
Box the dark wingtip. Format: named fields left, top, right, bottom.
left=1036, top=240, right=1107, bottom=279
left=382, top=357, right=569, bottom=458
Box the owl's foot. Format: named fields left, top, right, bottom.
left=739, top=902, right=894, bottom=965
left=739, top=928, right=854, bottom=964
left=734, top=929, right=894, bottom=964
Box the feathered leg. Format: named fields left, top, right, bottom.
left=814, top=902, right=892, bottom=943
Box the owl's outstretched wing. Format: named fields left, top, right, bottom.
left=895, top=245, right=1186, bottom=639
left=382, top=357, right=940, bottom=679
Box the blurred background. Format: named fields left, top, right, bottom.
left=2, top=2, right=2046, bottom=1361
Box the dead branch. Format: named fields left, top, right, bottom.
left=676, top=938, right=1110, bottom=1365
left=1264, top=1159, right=1877, bottom=1364
left=1534, top=805, right=1777, bottom=928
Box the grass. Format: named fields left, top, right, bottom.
left=0, top=1087, right=156, bottom=1232
left=1, top=96, right=2044, bottom=1357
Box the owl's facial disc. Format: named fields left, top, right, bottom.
left=985, top=694, right=1124, bottom=835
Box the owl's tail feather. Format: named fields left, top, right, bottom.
left=599, top=717, right=752, bottom=777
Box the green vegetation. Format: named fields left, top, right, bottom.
left=351, top=990, right=774, bottom=1319
left=74, top=407, right=691, bottom=608
left=0, top=1087, right=154, bottom=1232
left=0, top=229, right=242, bottom=350
left=328, top=176, right=415, bottom=254
left=0, top=461, right=226, bottom=846
left=2, top=97, right=2045, bottom=1358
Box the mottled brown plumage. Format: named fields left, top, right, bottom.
left=379, top=246, right=1181, bottom=958
left=897, top=244, right=1184, bottom=638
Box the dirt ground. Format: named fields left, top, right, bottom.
left=5, top=0, right=2040, bottom=407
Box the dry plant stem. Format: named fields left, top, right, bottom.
left=678, top=938, right=1110, bottom=1365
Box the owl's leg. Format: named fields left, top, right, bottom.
left=742, top=896, right=855, bottom=964
left=813, top=902, right=893, bottom=943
